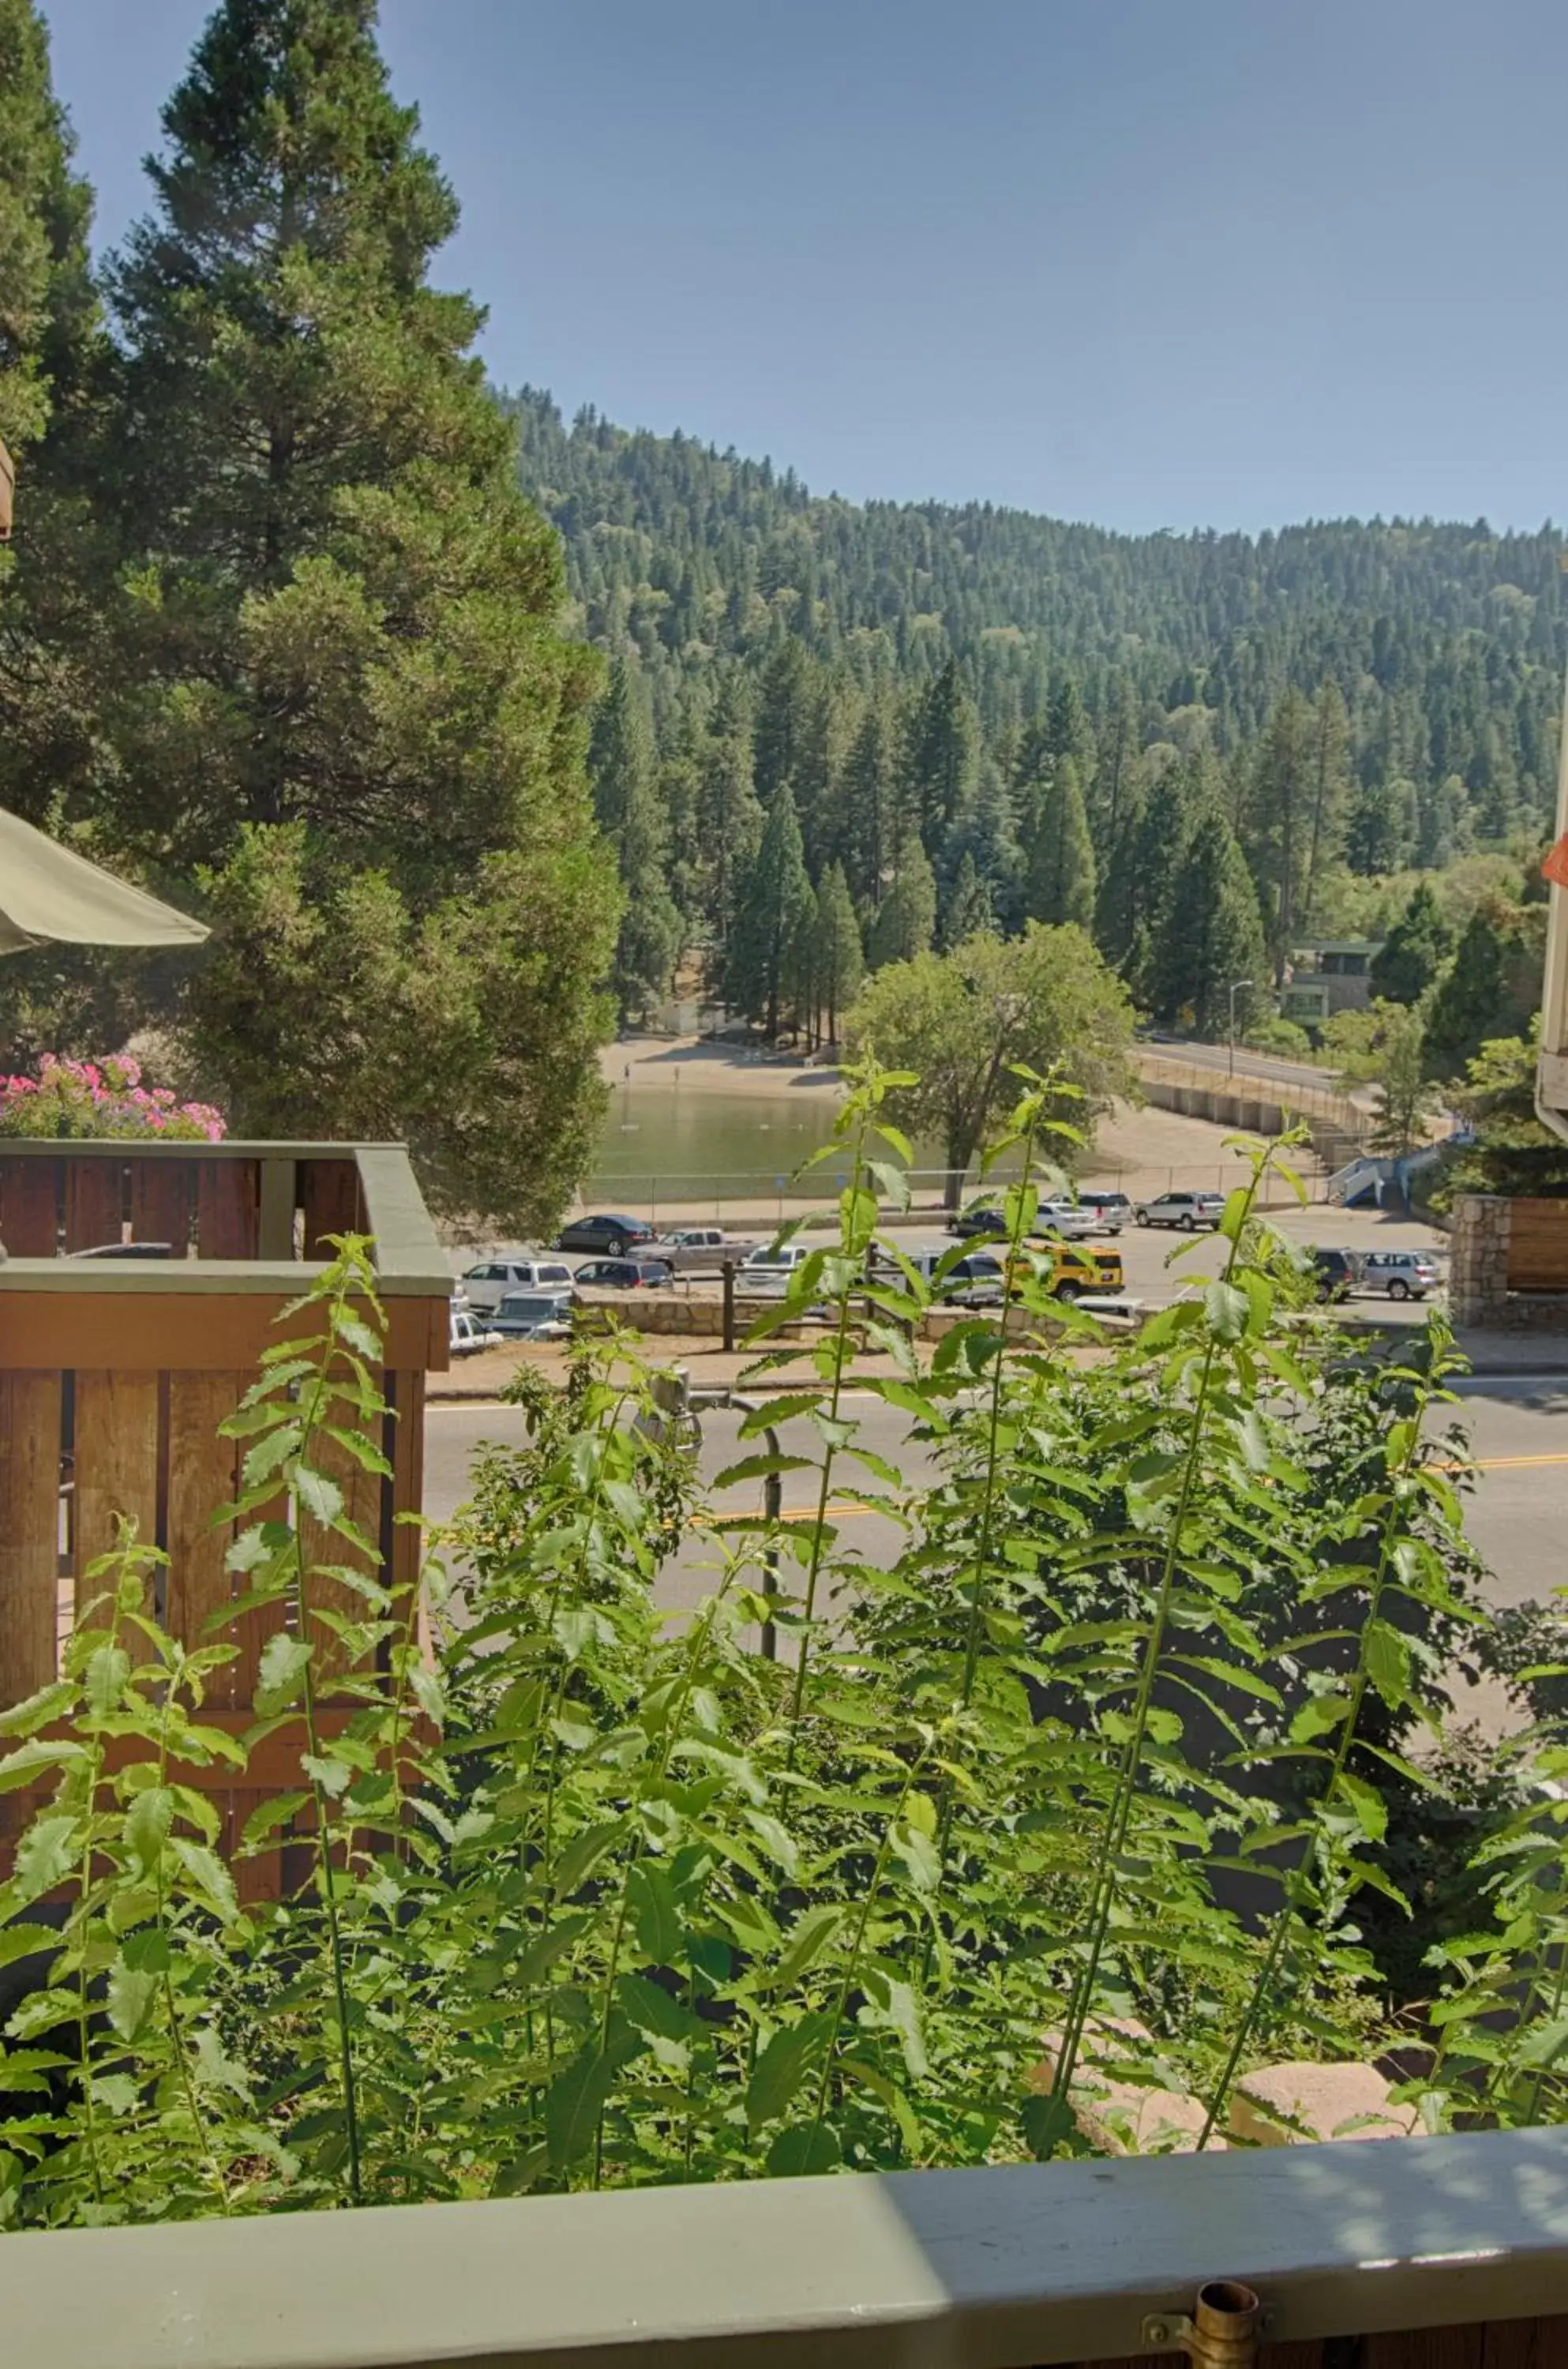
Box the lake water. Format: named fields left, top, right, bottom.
left=586, top=1077, right=853, bottom=1212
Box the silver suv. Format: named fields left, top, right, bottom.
left=1360, top=1250, right=1440, bottom=1301
left=1135, top=1191, right=1226, bottom=1232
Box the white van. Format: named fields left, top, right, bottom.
left=460, top=1255, right=575, bottom=1313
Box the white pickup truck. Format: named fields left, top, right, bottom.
left=653, top=1226, right=761, bottom=1275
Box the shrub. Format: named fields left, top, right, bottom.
left=0, top=1074, right=1544, bottom=2223
left=0, top=1053, right=224, bottom=1141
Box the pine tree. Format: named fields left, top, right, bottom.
left=752, top=636, right=814, bottom=808
left=1303, top=681, right=1350, bottom=927
left=1250, top=689, right=1315, bottom=980
left=868, top=833, right=937, bottom=968
left=1370, top=880, right=1453, bottom=1005
left=0, top=0, right=92, bottom=457
left=727, top=780, right=812, bottom=1037
left=810, top=860, right=862, bottom=1043
left=100, top=0, right=617, bottom=1230
left=696, top=670, right=763, bottom=979
left=939, top=753, right=1021, bottom=933
left=1023, top=755, right=1096, bottom=929
left=1422, top=902, right=1541, bottom=1079
left=590, top=659, right=681, bottom=1017
left=940, top=850, right=993, bottom=948
left=839, top=696, right=897, bottom=910
left=902, top=659, right=979, bottom=850
left=1150, top=805, right=1266, bottom=1038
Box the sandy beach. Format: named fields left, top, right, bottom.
left=599, top=1034, right=844, bottom=1102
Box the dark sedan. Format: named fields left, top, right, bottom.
left=555, top=1211, right=655, bottom=1256
left=572, top=1256, right=673, bottom=1291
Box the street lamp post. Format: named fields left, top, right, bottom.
left=1227, top=979, right=1254, bottom=1078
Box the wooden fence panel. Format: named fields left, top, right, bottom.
left=72, top=1369, right=160, bottom=1612
left=1505, top=1199, right=1568, bottom=1293
left=299, top=1157, right=366, bottom=1259
left=197, top=1159, right=260, bottom=1259
left=62, top=1156, right=125, bottom=1253
left=0, top=1371, right=62, bottom=1711
left=0, top=1154, right=57, bottom=1253
left=130, top=1158, right=194, bottom=1251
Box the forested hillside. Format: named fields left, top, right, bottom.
left=508, top=389, right=1564, bottom=1048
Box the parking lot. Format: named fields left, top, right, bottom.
left=451, top=1197, right=1450, bottom=1334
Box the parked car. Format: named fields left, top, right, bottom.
left=1076, top=1189, right=1132, bottom=1233
left=571, top=1256, right=673, bottom=1291
left=1135, top=1191, right=1226, bottom=1232
left=737, top=1242, right=816, bottom=1294
left=1360, top=1249, right=1441, bottom=1301
left=950, top=1204, right=1006, bottom=1241
left=554, top=1212, right=655, bottom=1256
left=489, top=1290, right=575, bottom=1340
left=450, top=1308, right=505, bottom=1355
left=1311, top=1247, right=1360, bottom=1302
left=69, top=1240, right=177, bottom=1259
left=951, top=1200, right=1107, bottom=1244
left=1043, top=1243, right=1124, bottom=1301
left=1034, top=1199, right=1103, bottom=1242
left=885, top=1248, right=1007, bottom=1306
left=459, top=1255, right=574, bottom=1313
left=654, top=1226, right=760, bottom=1275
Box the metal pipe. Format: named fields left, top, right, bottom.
left=1143, top=2278, right=1261, bottom=2367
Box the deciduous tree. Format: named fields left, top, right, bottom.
left=845, top=922, right=1135, bottom=1206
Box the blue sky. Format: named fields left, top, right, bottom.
left=39, top=0, right=1567, bottom=534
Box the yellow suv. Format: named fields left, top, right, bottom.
left=1037, top=1240, right=1123, bottom=1301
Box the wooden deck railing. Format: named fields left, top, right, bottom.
left=5, top=2128, right=1567, bottom=2365
left=0, top=1139, right=450, bottom=1895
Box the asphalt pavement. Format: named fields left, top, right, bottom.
left=423, top=1368, right=1565, bottom=1655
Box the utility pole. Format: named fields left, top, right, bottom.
left=1227, top=978, right=1254, bottom=1079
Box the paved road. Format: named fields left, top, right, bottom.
left=1141, top=1038, right=1334, bottom=1094
left=424, top=1372, right=1563, bottom=1639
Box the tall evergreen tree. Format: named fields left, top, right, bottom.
left=752, top=636, right=814, bottom=808
left=868, top=832, right=937, bottom=969
left=1422, top=901, right=1542, bottom=1079
left=99, top=0, right=617, bottom=1230
left=940, top=850, right=993, bottom=949
left=1023, top=755, right=1096, bottom=929
left=902, top=659, right=979, bottom=852
left=727, top=780, right=812, bottom=1037
left=1303, top=680, right=1350, bottom=926
left=810, top=860, right=863, bottom=1043
left=939, top=753, right=1022, bottom=933
left=1250, top=689, right=1315, bottom=980
left=696, top=670, right=763, bottom=979
left=589, top=659, right=681, bottom=1018
left=1150, top=805, right=1266, bottom=1038
left=838, top=695, right=897, bottom=910
left=0, top=0, right=93, bottom=459
left=1370, top=880, right=1453, bottom=1005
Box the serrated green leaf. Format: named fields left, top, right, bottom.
left=125, top=1785, right=174, bottom=1875
left=746, top=2014, right=832, bottom=2132
left=254, top=1632, right=311, bottom=1716
left=294, top=1465, right=343, bottom=1526
left=628, top=1862, right=683, bottom=1965
left=617, top=1972, right=691, bottom=2041
left=107, top=1958, right=158, bottom=2043
left=767, top=2121, right=842, bottom=2176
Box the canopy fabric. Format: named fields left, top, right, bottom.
left=0, top=806, right=208, bottom=952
